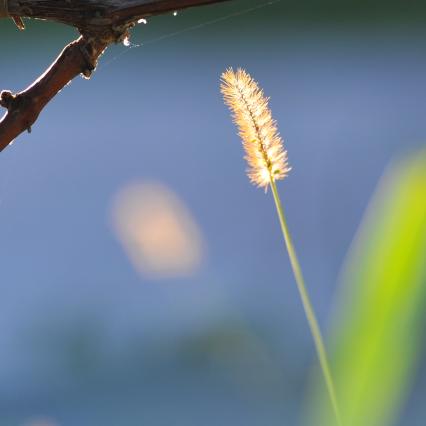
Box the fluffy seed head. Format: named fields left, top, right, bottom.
left=221, top=68, right=290, bottom=188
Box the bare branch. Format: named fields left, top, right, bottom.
left=0, top=0, right=230, bottom=150
left=0, top=37, right=107, bottom=149
left=7, top=0, right=229, bottom=32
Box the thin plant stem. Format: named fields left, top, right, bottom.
left=269, top=178, right=342, bottom=426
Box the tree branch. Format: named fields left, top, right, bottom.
left=0, top=0, right=230, bottom=151
left=0, top=37, right=107, bottom=146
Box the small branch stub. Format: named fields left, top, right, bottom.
left=1, top=0, right=25, bottom=29
left=0, top=0, right=8, bottom=17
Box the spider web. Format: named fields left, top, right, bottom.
left=100, top=0, right=282, bottom=69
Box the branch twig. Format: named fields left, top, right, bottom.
left=0, top=0, right=230, bottom=150
left=0, top=37, right=107, bottom=147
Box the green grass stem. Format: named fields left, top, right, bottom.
left=269, top=179, right=342, bottom=426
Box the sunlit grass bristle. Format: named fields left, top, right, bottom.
left=221, top=67, right=342, bottom=426
left=220, top=68, right=290, bottom=189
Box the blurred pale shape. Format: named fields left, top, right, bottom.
left=24, top=419, right=58, bottom=426
left=111, top=182, right=205, bottom=278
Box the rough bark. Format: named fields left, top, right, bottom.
left=0, top=0, right=229, bottom=150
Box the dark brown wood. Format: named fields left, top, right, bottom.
left=0, top=0, right=230, bottom=150
left=7, top=0, right=229, bottom=34
left=0, top=37, right=108, bottom=147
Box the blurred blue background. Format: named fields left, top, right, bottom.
left=0, top=1, right=425, bottom=425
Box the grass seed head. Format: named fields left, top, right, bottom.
left=221, top=68, right=290, bottom=189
